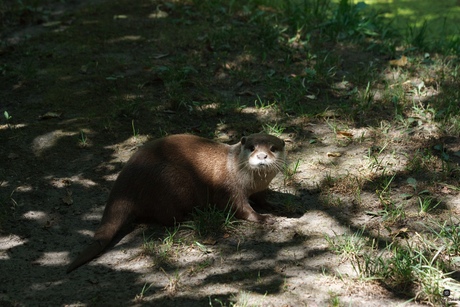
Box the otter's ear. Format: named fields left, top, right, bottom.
left=240, top=137, right=247, bottom=145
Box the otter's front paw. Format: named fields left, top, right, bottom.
left=261, top=214, right=276, bottom=225
left=247, top=212, right=276, bottom=224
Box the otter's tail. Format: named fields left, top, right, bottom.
left=67, top=200, right=132, bottom=273
left=66, top=238, right=111, bottom=273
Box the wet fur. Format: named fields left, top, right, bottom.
left=67, top=133, right=285, bottom=273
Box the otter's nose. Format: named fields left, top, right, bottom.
left=257, top=153, right=267, bottom=160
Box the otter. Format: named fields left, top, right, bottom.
left=66, top=133, right=286, bottom=273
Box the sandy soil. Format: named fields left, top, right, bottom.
left=1, top=0, right=459, bottom=306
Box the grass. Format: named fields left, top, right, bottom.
left=1, top=0, right=460, bottom=305
left=325, top=227, right=460, bottom=304
left=141, top=223, right=184, bottom=267
left=183, top=202, right=240, bottom=238
left=141, top=203, right=240, bottom=267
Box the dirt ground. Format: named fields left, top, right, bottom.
left=1, top=0, right=459, bottom=306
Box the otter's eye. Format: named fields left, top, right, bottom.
left=270, top=146, right=276, bottom=152
left=250, top=145, right=255, bottom=152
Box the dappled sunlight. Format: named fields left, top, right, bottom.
left=15, top=184, right=33, bottom=193
left=32, top=130, right=77, bottom=155
left=0, top=123, right=28, bottom=130
left=23, top=210, right=48, bottom=221
left=1, top=0, right=459, bottom=305
left=0, top=234, right=26, bottom=260
left=33, top=252, right=70, bottom=266
left=77, top=229, right=96, bottom=236
left=48, top=175, right=98, bottom=189
left=80, top=205, right=104, bottom=222
left=362, top=0, right=460, bottom=36
left=106, top=35, right=142, bottom=44
left=0, top=181, right=9, bottom=187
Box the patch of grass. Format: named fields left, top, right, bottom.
left=134, top=281, right=155, bottom=302
left=142, top=224, right=182, bottom=266
left=325, top=227, right=367, bottom=265
left=182, top=202, right=240, bottom=238
left=417, top=196, right=442, bottom=215
left=421, top=215, right=460, bottom=257
left=327, top=290, right=344, bottom=307
left=326, top=226, right=460, bottom=304
left=284, top=157, right=300, bottom=184
left=160, top=267, right=182, bottom=299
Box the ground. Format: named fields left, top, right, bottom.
left=1, top=0, right=460, bottom=306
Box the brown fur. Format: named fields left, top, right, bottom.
left=66, top=133, right=285, bottom=273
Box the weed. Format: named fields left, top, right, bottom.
left=364, top=142, right=389, bottom=171
left=160, top=267, right=182, bottom=298
left=420, top=215, right=460, bottom=257
left=132, top=120, right=139, bottom=138
left=403, top=177, right=430, bottom=199
left=78, top=130, right=87, bottom=147
left=254, top=94, right=274, bottom=110
left=263, top=122, right=285, bottom=136
left=182, top=202, right=239, bottom=238
left=134, top=282, right=154, bottom=302
left=284, top=158, right=300, bottom=183
left=352, top=177, right=363, bottom=203
left=4, top=111, right=12, bottom=127
left=325, top=228, right=367, bottom=264
left=142, top=224, right=181, bottom=266
left=327, top=290, right=342, bottom=307
left=406, top=20, right=428, bottom=49
left=417, top=196, right=441, bottom=215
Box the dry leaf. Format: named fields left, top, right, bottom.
left=12, top=81, right=23, bottom=90
left=8, top=153, right=19, bottom=159
left=43, top=221, right=52, bottom=228
left=202, top=238, right=217, bottom=245
left=197, top=34, right=208, bottom=41
left=389, top=55, right=407, bottom=67
left=327, top=152, right=341, bottom=157
left=440, top=186, right=451, bottom=194
left=39, top=111, right=63, bottom=119
left=149, top=10, right=168, bottom=19
left=62, top=195, right=73, bottom=205
left=80, top=65, right=88, bottom=74
left=143, top=67, right=153, bottom=72
left=390, top=227, right=409, bottom=238
left=305, top=94, right=316, bottom=100
left=42, top=21, right=61, bottom=27
left=337, top=131, right=353, bottom=138
left=152, top=53, right=169, bottom=59
left=223, top=233, right=230, bottom=239
left=237, top=90, right=255, bottom=96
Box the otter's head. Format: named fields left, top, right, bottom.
left=239, top=134, right=286, bottom=172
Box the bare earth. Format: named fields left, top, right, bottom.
left=1, top=0, right=459, bottom=306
